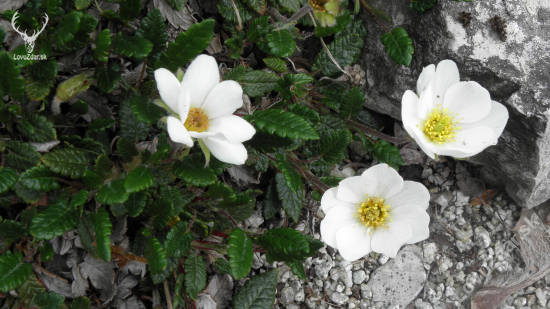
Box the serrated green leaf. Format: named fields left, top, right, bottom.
left=95, top=208, right=112, bottom=261
left=158, top=19, right=214, bottom=72
left=151, top=256, right=178, bottom=284
left=93, top=29, right=111, bottom=63
left=54, top=73, right=92, bottom=103
left=274, top=73, right=313, bottom=99
left=69, top=190, right=89, bottom=208
left=0, top=50, right=25, bottom=100
left=266, top=29, right=295, bottom=58
left=228, top=228, right=253, bottom=280
left=5, top=141, right=41, bottom=171
left=278, top=0, right=299, bottom=12
left=95, top=62, right=121, bottom=93
left=245, top=109, right=318, bottom=141
left=77, top=212, right=99, bottom=258
left=53, top=10, right=81, bottom=46
left=315, top=13, right=353, bottom=37
left=130, top=95, right=168, bottom=124
left=135, top=8, right=169, bottom=57
left=146, top=237, right=167, bottom=274
left=0, top=167, right=18, bottom=194
left=409, top=0, right=437, bottom=13
left=0, top=253, right=33, bottom=293
left=30, top=201, right=79, bottom=240
left=53, top=12, right=97, bottom=53
left=119, top=97, right=151, bottom=141
left=233, top=268, right=278, bottom=309
left=117, top=137, right=139, bottom=162
left=218, top=0, right=254, bottom=24
left=214, top=258, right=231, bottom=275
left=88, top=119, right=116, bottom=132
left=341, top=87, right=364, bottom=119
left=276, top=154, right=301, bottom=193
left=263, top=57, right=287, bottom=73
left=319, top=129, right=351, bottom=164
left=380, top=27, right=414, bottom=66
left=14, top=181, right=44, bottom=203
left=119, top=0, right=141, bottom=21
left=39, top=241, right=55, bottom=262
left=288, top=260, right=306, bottom=280
left=17, top=114, right=56, bottom=143
left=35, top=291, right=64, bottom=309
left=240, top=71, right=280, bottom=97
left=263, top=178, right=280, bottom=220
left=173, top=155, right=217, bottom=187
left=312, top=33, right=363, bottom=77
left=275, top=173, right=302, bottom=222
left=112, top=32, right=152, bottom=61
left=0, top=220, right=26, bottom=243
left=95, top=154, right=111, bottom=178
left=97, top=179, right=129, bottom=205
left=258, top=228, right=322, bottom=263
left=149, top=197, right=174, bottom=229
left=243, top=0, right=266, bottom=13
left=75, top=0, right=92, bottom=10
left=287, top=104, right=320, bottom=125
left=124, top=191, right=147, bottom=217
left=124, top=166, right=154, bottom=193
left=159, top=185, right=192, bottom=215
left=165, top=0, right=185, bottom=11
left=25, top=58, right=58, bottom=101
left=42, top=148, right=91, bottom=179
left=69, top=297, right=91, bottom=309
left=16, top=273, right=46, bottom=307
left=372, top=140, right=404, bottom=170
left=184, top=253, right=206, bottom=300
left=245, top=129, right=294, bottom=153
left=165, top=221, right=194, bottom=258
left=0, top=25, right=6, bottom=43
left=19, top=166, right=60, bottom=192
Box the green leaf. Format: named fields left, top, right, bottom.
left=124, top=191, right=147, bottom=217
left=158, top=19, right=214, bottom=71
left=372, top=140, right=404, bottom=170
left=95, top=62, right=121, bottom=93
left=14, top=182, right=44, bottom=203
left=263, top=57, right=287, bottom=73
left=95, top=154, right=111, bottom=178
left=165, top=221, right=194, bottom=258
left=0, top=50, right=25, bottom=100
left=263, top=178, right=280, bottom=220
left=77, top=212, right=99, bottom=258
left=245, top=109, right=318, bottom=141
left=69, top=297, right=91, bottom=309
left=94, top=208, right=112, bottom=261
left=287, top=104, right=320, bottom=125
left=124, top=166, right=154, bottom=193
left=228, top=228, right=253, bottom=280
left=0, top=25, right=6, bottom=43
left=151, top=256, right=178, bottom=284
left=53, top=10, right=81, bottom=46
left=88, top=119, right=116, bottom=132
left=218, top=0, right=254, bottom=24
left=380, top=27, right=414, bottom=66
left=275, top=173, right=302, bottom=222
left=258, top=228, right=322, bottom=262
left=135, top=8, right=169, bottom=57
left=30, top=201, right=79, bottom=240
left=112, top=32, right=153, bottom=61
left=16, top=273, right=46, bottom=307
left=246, top=16, right=273, bottom=42
left=315, top=13, right=353, bottom=37
left=409, top=0, right=437, bottom=13
left=54, top=12, right=97, bottom=53
left=312, top=33, right=363, bottom=77
left=17, top=114, right=56, bottom=143
left=35, top=291, right=64, bottom=309
left=54, top=73, right=92, bottom=103
left=159, top=185, right=192, bottom=215
left=130, top=95, right=168, bottom=124
left=319, top=129, right=351, bottom=164
left=276, top=155, right=301, bottom=193
left=278, top=0, right=299, bottom=12
left=6, top=141, right=41, bottom=171
left=184, top=253, right=206, bottom=300
left=19, top=166, right=60, bottom=192
left=0, top=167, right=18, bottom=194
left=0, top=253, right=33, bottom=293
left=117, top=137, right=138, bottom=162
left=119, top=0, right=141, bottom=21
left=232, top=268, right=278, bottom=309
left=266, top=29, right=295, bottom=58
left=97, top=180, right=129, bottom=205
left=0, top=220, right=26, bottom=243
left=69, top=190, right=89, bottom=208
left=41, top=148, right=91, bottom=179
left=145, top=237, right=168, bottom=274
left=93, top=29, right=111, bottom=63
left=39, top=241, right=55, bottom=262
left=214, top=258, right=231, bottom=275
left=240, top=70, right=280, bottom=97
left=274, top=73, right=313, bottom=99
left=245, top=129, right=294, bottom=153
left=149, top=197, right=174, bottom=229
left=243, top=0, right=266, bottom=13
left=75, top=0, right=92, bottom=10
left=288, top=261, right=306, bottom=280
left=173, top=155, right=217, bottom=187
left=119, top=97, right=151, bottom=141
left=165, top=0, right=185, bottom=11
left=341, top=87, right=364, bottom=119
left=25, top=58, right=58, bottom=101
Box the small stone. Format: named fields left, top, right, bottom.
left=513, top=297, right=527, bottom=307
left=336, top=282, right=345, bottom=293
left=421, top=168, right=433, bottom=179
left=286, top=304, right=300, bottom=309
left=474, top=226, right=491, bottom=249
left=378, top=254, right=389, bottom=265
left=330, top=165, right=357, bottom=178
left=295, top=289, right=305, bottom=302
left=281, top=287, right=296, bottom=306
left=445, top=286, right=454, bottom=298
left=353, top=270, right=368, bottom=285
left=315, top=261, right=333, bottom=279
left=423, top=243, right=437, bottom=264
left=329, top=292, right=348, bottom=305
left=536, top=288, right=547, bottom=306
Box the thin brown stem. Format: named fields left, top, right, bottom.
left=346, top=119, right=407, bottom=145
left=221, top=210, right=238, bottom=227
left=229, top=0, right=243, bottom=30
left=163, top=281, right=173, bottom=309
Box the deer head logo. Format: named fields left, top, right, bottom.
left=12, top=12, right=49, bottom=54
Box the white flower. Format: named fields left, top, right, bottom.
left=401, top=59, right=509, bottom=159
left=320, top=164, right=430, bottom=261
left=154, top=55, right=256, bottom=165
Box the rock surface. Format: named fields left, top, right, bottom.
left=358, top=0, right=550, bottom=208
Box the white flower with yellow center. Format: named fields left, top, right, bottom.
left=320, top=164, right=430, bottom=261
left=154, top=55, right=256, bottom=165
left=401, top=59, right=509, bottom=159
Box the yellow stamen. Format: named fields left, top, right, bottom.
left=422, top=105, right=461, bottom=144
left=353, top=196, right=391, bottom=232
left=184, top=107, right=209, bottom=132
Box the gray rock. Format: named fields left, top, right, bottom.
left=474, top=226, right=491, bottom=248
left=536, top=288, right=547, bottom=306
left=295, top=289, right=305, bottom=302
left=353, top=270, right=368, bottom=285
left=315, top=261, right=332, bottom=279
left=422, top=243, right=437, bottom=264
left=281, top=287, right=296, bottom=306
left=363, top=245, right=426, bottom=307
left=358, top=0, right=550, bottom=208
left=329, top=292, right=348, bottom=305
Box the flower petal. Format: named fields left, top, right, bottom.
left=418, top=83, right=435, bottom=119
left=386, top=181, right=430, bottom=210
left=321, top=187, right=357, bottom=213
left=443, top=81, right=491, bottom=123
left=182, top=54, right=220, bottom=107
left=201, top=80, right=243, bottom=119
left=390, top=205, right=430, bottom=244
left=208, top=115, right=256, bottom=143
left=370, top=220, right=412, bottom=258
left=321, top=206, right=359, bottom=248
left=410, top=126, right=436, bottom=159
left=432, top=59, right=460, bottom=106
left=442, top=126, right=496, bottom=158
left=335, top=224, right=372, bottom=261
left=459, top=101, right=509, bottom=138
left=416, top=64, right=435, bottom=96
left=361, top=164, right=403, bottom=198
left=402, top=90, right=422, bottom=135
left=188, top=131, right=220, bottom=139
left=167, top=116, right=193, bottom=147
left=178, top=82, right=191, bottom=120
left=154, top=68, right=180, bottom=113
left=337, top=176, right=378, bottom=204
left=202, top=135, right=248, bottom=165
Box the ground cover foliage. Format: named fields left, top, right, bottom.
left=0, top=0, right=463, bottom=308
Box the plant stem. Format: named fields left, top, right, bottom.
left=345, top=119, right=407, bottom=145
left=136, top=59, right=147, bottom=90
left=229, top=0, right=243, bottom=30
left=163, top=281, right=173, bottom=309
left=269, top=5, right=313, bottom=24
left=359, top=0, right=390, bottom=33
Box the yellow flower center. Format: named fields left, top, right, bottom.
left=184, top=107, right=209, bottom=132
left=353, top=196, right=391, bottom=231
left=421, top=105, right=462, bottom=144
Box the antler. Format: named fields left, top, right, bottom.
left=11, top=12, right=28, bottom=38
left=30, top=13, right=49, bottom=40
